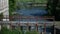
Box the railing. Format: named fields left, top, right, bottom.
left=9, top=16, right=54, bottom=21
left=0, top=16, right=55, bottom=34
left=0, top=16, right=54, bottom=26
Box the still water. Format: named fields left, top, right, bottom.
left=16, top=7, right=48, bottom=16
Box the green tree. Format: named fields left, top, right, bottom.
left=47, top=0, right=59, bottom=16
left=0, top=13, right=3, bottom=21
left=9, top=0, right=16, bottom=16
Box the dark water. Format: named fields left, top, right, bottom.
left=16, top=7, right=48, bottom=16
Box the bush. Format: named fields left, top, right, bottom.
left=26, top=31, right=31, bottom=34
left=0, top=27, right=11, bottom=34
left=0, top=27, right=39, bottom=34
left=0, top=13, right=3, bottom=21
left=0, top=27, right=22, bottom=34
left=26, top=30, right=39, bottom=34
left=31, top=30, right=39, bottom=34
left=11, top=29, right=22, bottom=34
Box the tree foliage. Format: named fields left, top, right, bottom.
left=9, top=0, right=16, bottom=16
left=47, top=0, right=60, bottom=20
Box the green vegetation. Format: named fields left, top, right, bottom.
left=0, top=13, right=3, bottom=17
left=9, top=0, right=16, bottom=16
left=31, top=30, right=39, bottom=34
left=26, top=31, right=31, bottom=34
left=19, top=0, right=47, bottom=3
left=26, top=30, right=39, bottom=34
left=0, top=27, right=22, bottom=34
left=0, top=27, right=39, bottom=34
left=0, top=27, right=11, bottom=34
left=0, top=13, right=3, bottom=20
left=9, top=0, right=47, bottom=16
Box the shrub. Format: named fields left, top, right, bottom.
left=26, top=31, right=31, bottom=34
left=31, top=30, right=39, bottom=34
left=26, top=30, right=39, bottom=34
left=11, top=29, right=22, bottom=34
left=0, top=27, right=11, bottom=34
left=0, top=27, right=22, bottom=34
